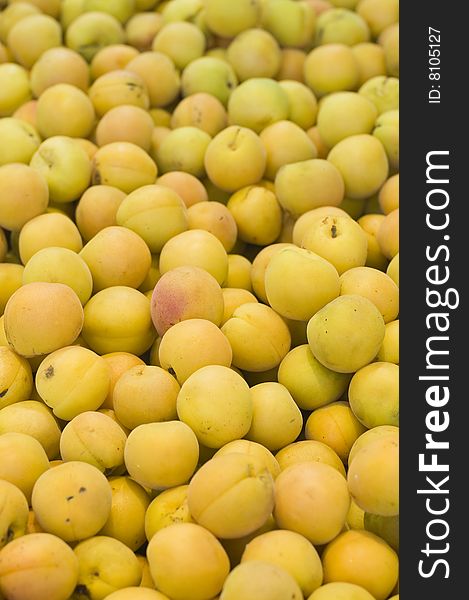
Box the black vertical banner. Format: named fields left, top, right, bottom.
left=401, top=2, right=466, bottom=597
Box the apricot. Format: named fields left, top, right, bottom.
left=157, top=171, right=208, bottom=207
left=304, top=44, right=359, bottom=97
left=0, top=346, right=33, bottom=410
left=181, top=57, right=238, bottom=107
left=7, top=14, right=62, bottom=69
left=0, top=163, right=48, bottom=231
left=89, top=44, right=139, bottom=80
left=65, top=11, right=125, bottom=62
left=156, top=126, right=211, bottom=178
left=0, top=62, right=31, bottom=117
left=188, top=452, right=274, bottom=538
left=95, top=105, right=154, bottom=150
left=75, top=185, right=126, bottom=242
left=0, top=118, right=40, bottom=166
left=30, top=47, right=89, bottom=96
left=126, top=51, right=180, bottom=108
left=275, top=439, right=346, bottom=477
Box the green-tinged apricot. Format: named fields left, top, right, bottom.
left=278, top=80, right=318, bottom=130
left=357, top=213, right=388, bottom=270
left=0, top=264, right=23, bottom=316
left=181, top=57, right=238, bottom=107
left=305, top=400, right=367, bottom=463
left=260, top=120, right=317, bottom=181
left=30, top=136, right=92, bottom=203
left=82, top=286, right=156, bottom=355
left=30, top=47, right=89, bottom=96
left=89, top=44, right=139, bottom=80
left=315, top=8, right=370, bottom=46
left=0, top=3, right=41, bottom=44
left=83, top=0, right=135, bottom=23
left=125, top=421, right=199, bottom=490
left=347, top=435, right=399, bottom=516
left=228, top=78, right=289, bottom=134
left=158, top=319, right=232, bottom=385
left=275, top=439, right=346, bottom=477
left=348, top=425, right=398, bottom=466
left=95, top=105, right=154, bottom=151
left=261, top=0, right=316, bottom=48
left=379, top=22, right=399, bottom=77
left=278, top=344, right=351, bottom=410
left=250, top=242, right=294, bottom=303
left=126, top=11, right=163, bottom=52
left=0, top=63, right=31, bottom=117
left=307, top=294, right=385, bottom=373
left=89, top=69, right=149, bottom=117
left=4, top=282, right=84, bottom=358
left=144, top=485, right=195, bottom=541
left=23, top=247, right=92, bottom=305
left=317, top=92, right=377, bottom=148
left=204, top=0, right=261, bottom=38
left=0, top=533, right=79, bottom=600
left=356, top=0, right=399, bottom=37
left=106, top=589, right=169, bottom=600
left=80, top=225, right=151, bottom=292
left=73, top=535, right=142, bottom=599
left=171, top=93, right=227, bottom=137
left=265, top=246, right=340, bottom=321
left=373, top=109, right=399, bottom=172
left=220, top=288, right=258, bottom=325
left=187, top=201, right=237, bottom=253
left=177, top=365, right=252, bottom=448
left=377, top=319, right=399, bottom=363
left=351, top=42, right=387, bottom=86
left=213, top=439, right=280, bottom=480
left=242, top=530, right=323, bottom=597
left=274, top=461, right=350, bottom=545
left=292, top=206, right=349, bottom=246
left=65, top=12, right=125, bottom=62
left=275, top=159, right=344, bottom=217
left=246, top=382, right=302, bottom=451
left=91, top=142, right=158, bottom=193
left=100, top=476, right=151, bottom=551
left=221, top=302, right=291, bottom=371
left=322, top=530, right=399, bottom=600
left=159, top=229, right=228, bottom=285
left=227, top=28, right=281, bottom=82
left=340, top=266, right=398, bottom=322
left=152, top=21, right=205, bottom=69
left=358, top=75, right=398, bottom=114
left=126, top=51, right=180, bottom=108
left=377, top=207, right=399, bottom=259
left=0, top=479, right=29, bottom=549
left=147, top=523, right=230, bottom=600
left=378, top=173, right=399, bottom=214
left=113, top=364, right=179, bottom=429
left=221, top=561, right=302, bottom=600
left=7, top=14, right=62, bottom=69
left=36, top=346, right=110, bottom=420
left=301, top=214, right=368, bottom=275
left=0, top=345, right=33, bottom=409
left=348, top=361, right=399, bottom=427
left=18, top=212, right=83, bottom=264
left=31, top=461, right=112, bottom=542
left=0, top=400, right=60, bottom=459
left=0, top=163, right=48, bottom=231
left=204, top=126, right=266, bottom=193
left=60, top=411, right=127, bottom=474
left=188, top=452, right=274, bottom=538
left=227, top=185, right=282, bottom=246
left=157, top=171, right=208, bottom=207
left=150, top=266, right=224, bottom=336
left=308, top=582, right=376, bottom=600
left=224, top=255, right=252, bottom=290
left=0, top=118, right=41, bottom=166
left=327, top=134, right=389, bottom=200
left=304, top=44, right=359, bottom=97
left=0, top=432, right=49, bottom=503
left=75, top=185, right=126, bottom=242
left=156, top=126, right=211, bottom=178
left=116, top=184, right=188, bottom=254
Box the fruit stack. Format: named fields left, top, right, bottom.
left=0, top=1, right=399, bottom=599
